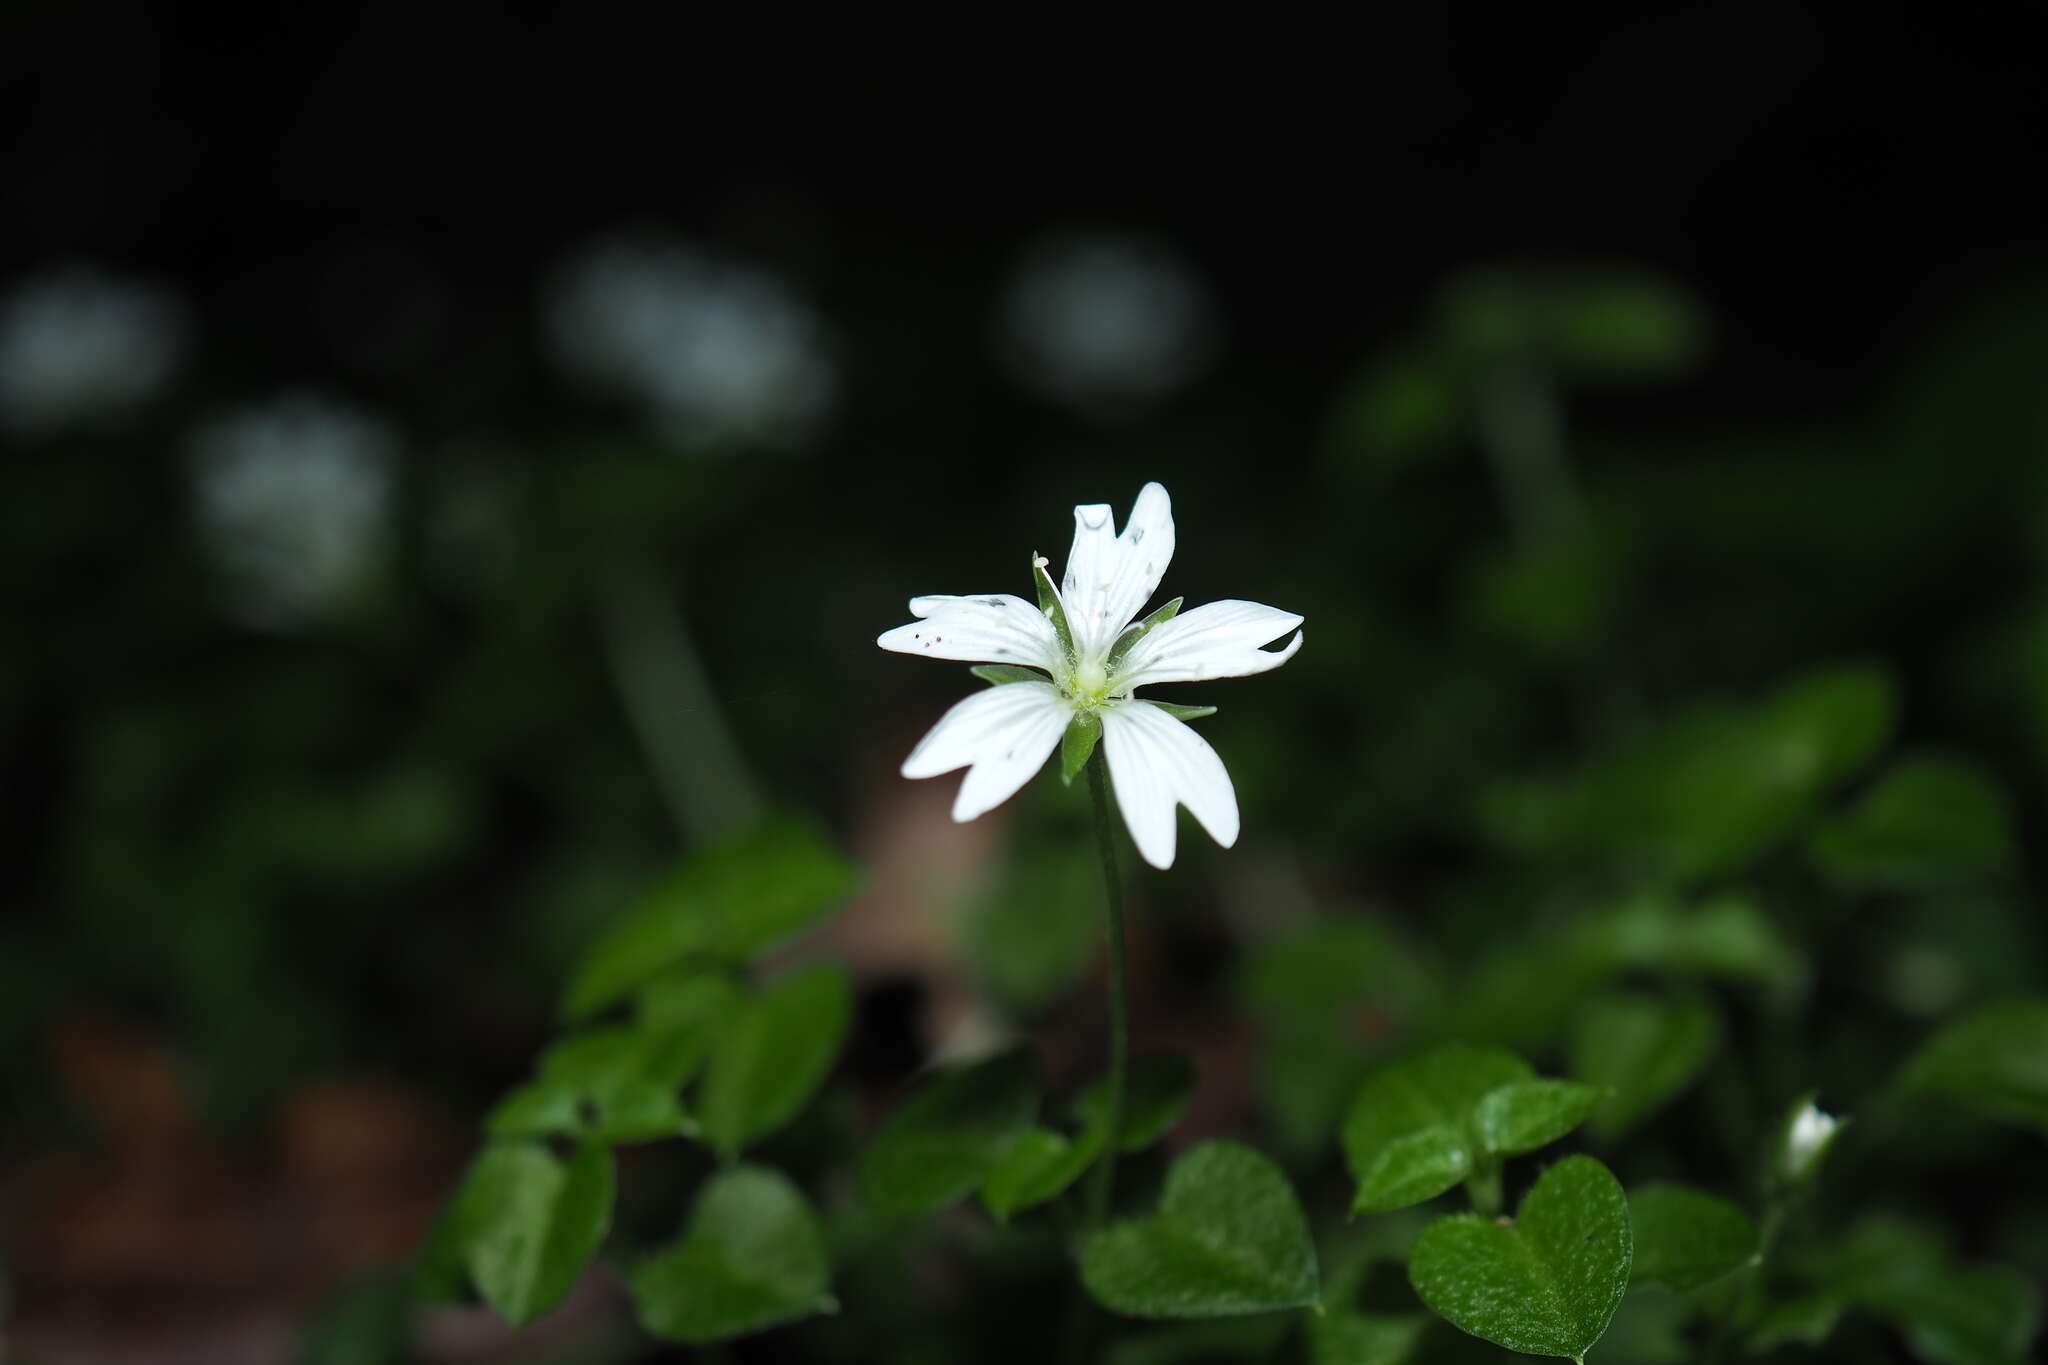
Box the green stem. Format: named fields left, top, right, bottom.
left=594, top=555, right=764, bottom=846
left=1081, top=751, right=1131, bottom=1233
left=1465, top=1160, right=1503, bottom=1218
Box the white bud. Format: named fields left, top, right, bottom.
left=1780, top=1099, right=1842, bottom=1184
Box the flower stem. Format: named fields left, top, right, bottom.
left=1081, top=751, right=1130, bottom=1233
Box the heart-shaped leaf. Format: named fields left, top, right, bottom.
left=1074, top=1052, right=1197, bottom=1153
left=563, top=819, right=856, bottom=1020
left=1807, top=754, right=2014, bottom=893
left=1627, top=1182, right=1758, bottom=1290
left=1476, top=1079, right=1606, bottom=1157
left=1080, top=1140, right=1320, bottom=1319
left=459, top=1141, right=615, bottom=1327
left=859, top=1047, right=1039, bottom=1216
left=487, top=1019, right=710, bottom=1144
left=1898, top=999, right=2048, bottom=1136
left=1408, top=1154, right=1631, bottom=1362
left=631, top=1165, right=835, bottom=1343
left=981, top=1126, right=1102, bottom=1222
left=1344, top=1043, right=1531, bottom=1212
left=698, top=963, right=852, bottom=1156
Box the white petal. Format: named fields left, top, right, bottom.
left=877, top=593, right=1062, bottom=671
left=1099, top=699, right=1240, bottom=869
left=1114, top=598, right=1303, bottom=690
left=1060, top=481, right=1175, bottom=660
left=900, top=681, right=1071, bottom=821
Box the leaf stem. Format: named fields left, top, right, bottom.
left=1465, top=1159, right=1504, bottom=1218
left=1081, top=751, right=1131, bottom=1233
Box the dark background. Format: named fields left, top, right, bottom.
left=6, top=6, right=2047, bottom=1362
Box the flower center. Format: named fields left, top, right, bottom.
left=1068, top=655, right=1111, bottom=707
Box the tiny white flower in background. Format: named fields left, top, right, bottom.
left=1779, top=1098, right=1842, bottom=1184
left=878, top=482, right=1302, bottom=870
left=190, top=393, right=397, bottom=630
left=548, top=238, right=835, bottom=452
left=0, top=267, right=187, bottom=435
left=997, top=237, right=1217, bottom=414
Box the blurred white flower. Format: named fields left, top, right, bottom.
left=548, top=239, right=835, bottom=452
left=0, top=267, right=187, bottom=435
left=997, top=237, right=1217, bottom=414
left=190, top=394, right=397, bottom=630
left=1779, top=1098, right=1842, bottom=1184
left=879, top=482, right=1303, bottom=870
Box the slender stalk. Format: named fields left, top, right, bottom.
left=1081, top=751, right=1131, bottom=1232
left=1465, top=1159, right=1503, bottom=1218
left=594, top=554, right=764, bottom=846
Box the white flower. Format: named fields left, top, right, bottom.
left=878, top=482, right=1302, bottom=869
left=548, top=238, right=834, bottom=452
left=0, top=267, right=187, bottom=435
left=189, top=393, right=397, bottom=630
left=1779, top=1098, right=1842, bottom=1184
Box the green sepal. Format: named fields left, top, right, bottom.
left=1031, top=552, right=1077, bottom=666
left=1105, top=596, right=1184, bottom=673
left=971, top=664, right=1048, bottom=687
left=1146, top=701, right=1217, bottom=722
left=1062, top=711, right=1102, bottom=785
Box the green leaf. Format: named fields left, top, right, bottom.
left=1107, top=1314, right=1295, bottom=1365
left=1808, top=755, right=2015, bottom=893
left=1767, top=662, right=1897, bottom=787
left=966, top=845, right=1100, bottom=1010
left=1105, top=596, right=1185, bottom=673
left=637, top=971, right=744, bottom=1031
left=1032, top=551, right=1076, bottom=664
left=1746, top=1294, right=1844, bottom=1352
left=459, top=1141, right=614, bottom=1327
left=1889, top=1266, right=2042, bottom=1365
left=1627, top=1183, right=1758, bottom=1290
left=1309, top=1310, right=1429, bottom=1365
left=1080, top=1140, right=1320, bottom=1318
left=1146, top=702, right=1218, bottom=722
left=1344, top=1043, right=1531, bottom=1213
left=562, top=818, right=856, bottom=1021
left=972, top=663, right=1049, bottom=686
left=1408, top=1155, right=1631, bottom=1362
left=859, top=1047, right=1039, bottom=1216
left=487, top=1018, right=710, bottom=1144
left=630, top=1165, right=835, bottom=1344
left=981, top=1126, right=1103, bottom=1222
left=1570, top=992, right=1721, bottom=1142
left=1075, top=1052, right=1197, bottom=1153
left=698, top=963, right=852, bottom=1157
left=1063, top=710, right=1102, bottom=785
left=1475, top=1079, right=1606, bottom=1158
left=1898, top=999, right=2048, bottom=1135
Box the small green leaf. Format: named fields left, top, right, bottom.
left=1309, top=1310, right=1429, bottom=1365
left=1063, top=710, right=1103, bottom=785
left=1329, top=350, right=1462, bottom=478
left=1408, top=1154, right=1631, bottom=1362
left=1746, top=1294, right=1844, bottom=1352
left=637, top=972, right=744, bottom=1031
left=1146, top=702, right=1218, bottom=722
left=1106, top=596, right=1185, bottom=672
left=563, top=819, right=856, bottom=1020
left=1075, top=1052, right=1197, bottom=1152
left=859, top=1048, right=1039, bottom=1216
left=1571, top=992, right=1721, bottom=1142
left=488, top=1021, right=710, bottom=1144
left=1344, top=1043, right=1531, bottom=1213
left=1898, top=998, right=2048, bottom=1135
left=971, top=663, right=1049, bottom=686
left=460, top=1141, right=615, bottom=1327
left=1032, top=552, right=1076, bottom=665
left=1809, top=754, right=2015, bottom=893
left=698, top=963, right=853, bottom=1157
left=1474, top=1079, right=1605, bottom=1157
left=966, top=845, right=1100, bottom=1010
left=981, top=1126, right=1102, bottom=1222
left=1080, top=1140, right=1320, bottom=1318
left=631, top=1165, right=834, bottom=1344
left=1627, top=1183, right=1758, bottom=1290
